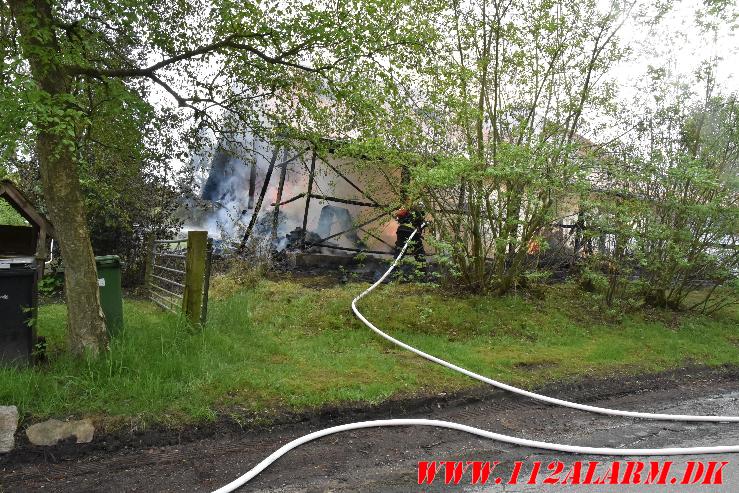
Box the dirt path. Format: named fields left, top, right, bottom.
left=3, top=365, right=739, bottom=492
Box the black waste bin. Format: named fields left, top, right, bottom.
left=0, top=261, right=37, bottom=366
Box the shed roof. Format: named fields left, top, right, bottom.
left=0, top=179, right=55, bottom=236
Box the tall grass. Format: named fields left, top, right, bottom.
left=1, top=280, right=737, bottom=427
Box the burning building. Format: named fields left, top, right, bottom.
left=186, top=133, right=404, bottom=257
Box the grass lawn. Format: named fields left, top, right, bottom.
left=1, top=276, right=738, bottom=429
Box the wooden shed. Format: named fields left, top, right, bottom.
left=0, top=179, right=54, bottom=275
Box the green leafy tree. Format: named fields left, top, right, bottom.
left=569, top=0, right=738, bottom=312
left=582, top=86, right=738, bottom=312
left=3, top=0, right=431, bottom=355
left=404, top=0, right=631, bottom=294
left=10, top=80, right=183, bottom=286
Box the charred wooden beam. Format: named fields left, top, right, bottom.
left=271, top=192, right=305, bottom=207
left=272, top=193, right=380, bottom=209
left=318, top=158, right=382, bottom=207
left=239, top=147, right=279, bottom=251
left=358, top=227, right=395, bottom=250
left=308, top=194, right=379, bottom=208
left=271, top=149, right=289, bottom=242
left=301, top=150, right=317, bottom=251
left=247, top=157, right=257, bottom=210
left=305, top=242, right=391, bottom=256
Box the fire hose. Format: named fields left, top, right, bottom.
left=212, top=226, right=739, bottom=493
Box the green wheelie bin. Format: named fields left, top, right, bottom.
left=95, top=255, right=123, bottom=335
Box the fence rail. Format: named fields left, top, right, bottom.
left=145, top=231, right=213, bottom=325
left=154, top=239, right=188, bottom=245
left=153, top=264, right=186, bottom=276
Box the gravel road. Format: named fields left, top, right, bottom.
left=3, top=366, right=739, bottom=492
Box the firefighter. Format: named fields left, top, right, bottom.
left=395, top=206, right=426, bottom=276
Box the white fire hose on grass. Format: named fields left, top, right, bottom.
left=213, top=227, right=739, bottom=493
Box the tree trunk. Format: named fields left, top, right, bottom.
left=38, top=133, right=109, bottom=355
left=10, top=0, right=109, bottom=356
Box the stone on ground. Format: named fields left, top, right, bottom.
left=26, top=418, right=94, bottom=446
left=0, top=406, right=19, bottom=453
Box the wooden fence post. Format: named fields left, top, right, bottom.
left=183, top=230, right=207, bottom=325
left=201, top=238, right=213, bottom=326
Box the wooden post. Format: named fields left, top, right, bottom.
left=301, top=150, right=317, bottom=251
left=35, top=228, right=48, bottom=278
left=200, top=237, right=213, bottom=325
left=183, top=230, right=207, bottom=325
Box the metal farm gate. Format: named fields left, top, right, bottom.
left=145, top=230, right=213, bottom=325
